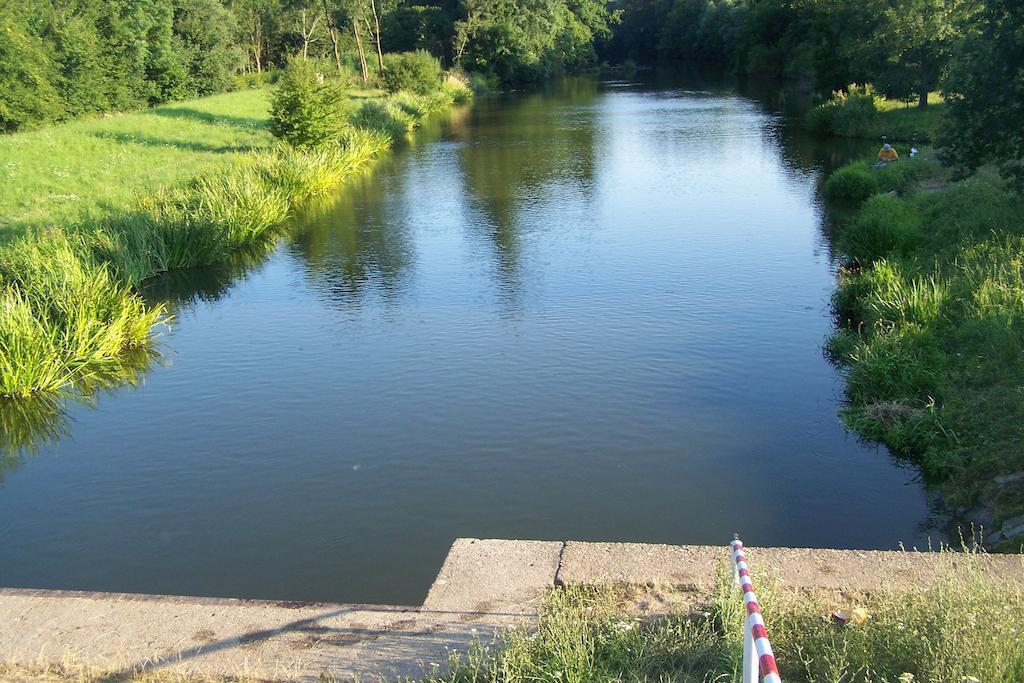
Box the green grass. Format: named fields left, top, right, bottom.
left=0, top=90, right=274, bottom=236
left=824, top=153, right=943, bottom=203
left=430, top=549, right=1024, bottom=682
left=809, top=88, right=946, bottom=143
left=827, top=159, right=1024, bottom=526
left=0, top=82, right=470, bottom=400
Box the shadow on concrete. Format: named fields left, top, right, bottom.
left=99, top=604, right=522, bottom=681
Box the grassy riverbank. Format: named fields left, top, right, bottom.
left=824, top=154, right=1024, bottom=539
left=433, top=553, right=1023, bottom=682
left=809, top=88, right=945, bottom=143
left=0, top=82, right=470, bottom=400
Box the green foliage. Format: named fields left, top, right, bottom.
left=940, top=0, right=1024, bottom=191
left=871, top=0, right=978, bottom=109
left=270, top=57, right=349, bottom=149
left=657, top=0, right=747, bottom=63
left=0, top=0, right=245, bottom=132
left=808, top=85, right=879, bottom=138
left=838, top=193, right=922, bottom=263
left=824, top=165, right=879, bottom=203
left=0, top=9, right=64, bottom=131
left=381, top=50, right=443, bottom=94
left=172, top=0, right=245, bottom=97
left=829, top=170, right=1024, bottom=513
left=454, top=0, right=619, bottom=83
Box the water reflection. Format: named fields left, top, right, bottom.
left=289, top=170, right=414, bottom=306
left=0, top=347, right=157, bottom=463
left=453, top=79, right=601, bottom=302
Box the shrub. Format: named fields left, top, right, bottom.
left=808, top=84, right=880, bottom=138
left=838, top=194, right=922, bottom=263
left=825, top=165, right=879, bottom=202
left=269, top=57, right=348, bottom=149
left=381, top=50, right=442, bottom=95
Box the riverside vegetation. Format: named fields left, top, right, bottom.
left=0, top=55, right=471, bottom=402
left=824, top=154, right=1024, bottom=542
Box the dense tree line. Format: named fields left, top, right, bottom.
left=0, top=0, right=239, bottom=131
left=601, top=0, right=980, bottom=107
left=0, top=0, right=618, bottom=132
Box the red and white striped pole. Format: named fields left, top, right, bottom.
left=731, top=534, right=782, bottom=683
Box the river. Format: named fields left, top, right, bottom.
left=0, top=75, right=934, bottom=605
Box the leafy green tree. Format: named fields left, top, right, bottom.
left=873, top=0, right=977, bottom=108
left=454, top=0, right=616, bottom=82
left=174, top=0, right=244, bottom=96
left=0, top=8, right=65, bottom=131
left=269, top=56, right=348, bottom=148
left=657, top=0, right=746, bottom=63
left=940, top=0, right=1024, bottom=189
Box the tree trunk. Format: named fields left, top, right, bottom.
left=369, top=0, right=385, bottom=71
left=328, top=26, right=343, bottom=76
left=322, top=1, right=343, bottom=76
left=353, top=19, right=370, bottom=82
left=918, top=91, right=929, bottom=108
left=300, top=10, right=322, bottom=61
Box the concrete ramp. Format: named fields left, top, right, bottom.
left=0, top=588, right=509, bottom=682
left=2, top=539, right=1021, bottom=681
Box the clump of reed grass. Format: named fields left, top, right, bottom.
left=837, top=194, right=922, bottom=264
left=350, top=99, right=418, bottom=143
left=0, top=233, right=164, bottom=398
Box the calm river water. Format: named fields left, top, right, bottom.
left=0, top=76, right=934, bottom=605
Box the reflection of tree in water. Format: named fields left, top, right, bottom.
left=0, top=347, right=156, bottom=467
left=141, top=246, right=271, bottom=311
left=454, top=78, right=600, bottom=297
left=289, top=171, right=413, bottom=307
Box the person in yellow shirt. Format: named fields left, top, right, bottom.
left=877, top=142, right=899, bottom=164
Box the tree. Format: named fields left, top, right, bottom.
left=940, top=0, right=1024, bottom=189
left=173, top=0, right=243, bottom=96
left=0, top=7, right=65, bottom=131
left=270, top=56, right=348, bottom=148
left=231, top=0, right=280, bottom=72
left=874, top=0, right=977, bottom=108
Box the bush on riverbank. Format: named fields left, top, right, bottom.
left=828, top=164, right=1024, bottom=523
left=824, top=156, right=943, bottom=203
left=0, top=84, right=469, bottom=399
left=382, top=51, right=444, bottom=95
left=431, top=550, right=1024, bottom=682
left=270, top=58, right=350, bottom=150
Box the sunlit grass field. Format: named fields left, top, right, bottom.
left=0, top=88, right=387, bottom=236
